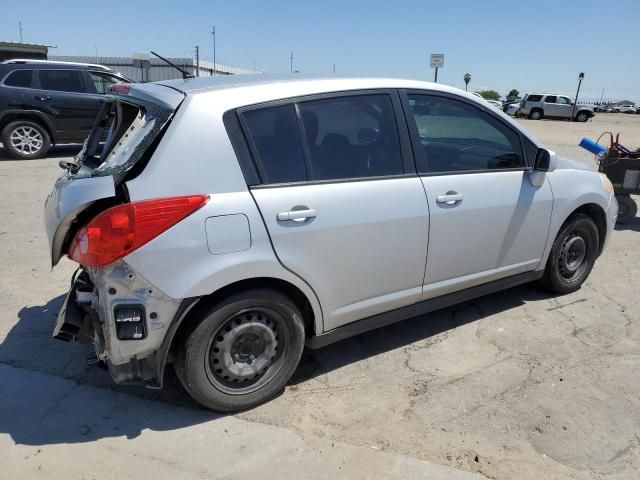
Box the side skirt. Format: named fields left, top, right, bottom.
left=306, top=270, right=543, bottom=349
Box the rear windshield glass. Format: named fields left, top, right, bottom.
left=71, top=97, right=174, bottom=181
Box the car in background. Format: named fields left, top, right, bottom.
left=519, top=93, right=594, bottom=122
left=505, top=103, right=521, bottom=116
left=45, top=75, right=617, bottom=411
left=0, top=59, right=131, bottom=159
left=485, top=99, right=502, bottom=110
left=617, top=104, right=637, bottom=114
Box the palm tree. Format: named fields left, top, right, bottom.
left=463, top=73, right=471, bottom=91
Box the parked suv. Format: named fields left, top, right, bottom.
left=45, top=77, right=617, bottom=411
left=617, top=104, right=637, bottom=114
left=519, top=93, right=595, bottom=122
left=0, top=59, right=130, bottom=159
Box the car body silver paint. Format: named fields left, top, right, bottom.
left=420, top=170, right=553, bottom=297
left=251, top=177, right=429, bottom=330
left=44, top=75, right=617, bottom=381
left=44, top=173, right=116, bottom=265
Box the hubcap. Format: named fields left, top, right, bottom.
left=558, top=232, right=587, bottom=280
left=206, top=309, right=281, bottom=393
left=10, top=126, right=43, bottom=155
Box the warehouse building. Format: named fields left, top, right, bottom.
left=48, top=54, right=257, bottom=82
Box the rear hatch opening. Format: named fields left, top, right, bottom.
left=46, top=84, right=185, bottom=266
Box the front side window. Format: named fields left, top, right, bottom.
left=38, top=69, right=86, bottom=93
left=407, top=94, right=525, bottom=173
left=544, top=95, right=558, bottom=103
left=297, top=95, right=403, bottom=181
left=557, top=96, right=572, bottom=105
left=89, top=72, right=122, bottom=94
left=242, top=104, right=308, bottom=184
left=4, top=69, right=33, bottom=88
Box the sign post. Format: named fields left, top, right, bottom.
left=430, top=53, right=444, bottom=83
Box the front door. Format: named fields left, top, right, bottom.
left=241, top=93, right=429, bottom=331
left=403, top=92, right=553, bottom=299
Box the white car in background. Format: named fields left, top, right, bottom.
left=486, top=99, right=502, bottom=110
left=618, top=105, right=637, bottom=113
left=506, top=103, right=521, bottom=116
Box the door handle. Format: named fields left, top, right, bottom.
left=35, top=95, right=51, bottom=101
left=436, top=193, right=464, bottom=205
left=277, top=209, right=317, bottom=221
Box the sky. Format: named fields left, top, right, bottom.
left=3, top=0, right=639, bottom=101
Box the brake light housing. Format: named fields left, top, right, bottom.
left=109, top=82, right=134, bottom=94
left=68, top=195, right=208, bottom=267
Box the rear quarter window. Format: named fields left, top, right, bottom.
left=3, top=69, right=34, bottom=88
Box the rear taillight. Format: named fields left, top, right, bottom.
left=68, top=195, right=208, bottom=267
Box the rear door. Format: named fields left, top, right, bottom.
left=543, top=95, right=559, bottom=117
left=402, top=91, right=553, bottom=299
left=34, top=69, right=102, bottom=142
left=241, top=91, right=429, bottom=331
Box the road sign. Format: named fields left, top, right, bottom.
left=430, top=53, right=444, bottom=69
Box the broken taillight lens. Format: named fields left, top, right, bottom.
left=68, top=195, right=208, bottom=267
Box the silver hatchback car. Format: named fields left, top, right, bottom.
left=45, top=76, right=617, bottom=411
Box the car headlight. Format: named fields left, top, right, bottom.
left=599, top=173, right=614, bottom=194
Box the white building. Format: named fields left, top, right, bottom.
left=49, top=55, right=257, bottom=82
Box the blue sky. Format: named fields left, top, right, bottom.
left=3, top=0, right=639, bottom=101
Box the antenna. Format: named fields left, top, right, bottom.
left=151, top=51, right=194, bottom=79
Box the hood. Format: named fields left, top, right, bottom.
left=554, top=156, right=595, bottom=172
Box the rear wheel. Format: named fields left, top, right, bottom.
left=616, top=195, right=637, bottom=224
left=575, top=111, right=589, bottom=122
left=1, top=120, right=51, bottom=159
left=541, top=213, right=599, bottom=294
left=529, top=109, right=543, bottom=120
left=175, top=289, right=305, bottom=412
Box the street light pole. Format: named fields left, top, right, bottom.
left=571, top=72, right=585, bottom=121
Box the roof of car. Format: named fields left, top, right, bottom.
left=157, top=74, right=463, bottom=97
left=0, top=59, right=113, bottom=71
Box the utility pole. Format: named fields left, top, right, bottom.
left=195, top=45, right=200, bottom=77
left=599, top=88, right=605, bottom=106
left=19, top=21, right=23, bottom=42
left=571, top=72, right=585, bottom=120
left=332, top=63, right=335, bottom=74
left=94, top=45, right=98, bottom=64
left=211, top=26, right=216, bottom=76
left=290, top=51, right=294, bottom=73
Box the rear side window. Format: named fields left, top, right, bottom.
left=298, top=95, right=403, bottom=180
left=242, top=104, right=308, bottom=184
left=526, top=95, right=543, bottom=102
left=38, top=69, right=86, bottom=93
left=4, top=69, right=33, bottom=88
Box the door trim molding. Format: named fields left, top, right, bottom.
left=306, top=270, right=543, bottom=349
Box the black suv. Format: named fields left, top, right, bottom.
left=0, top=60, right=131, bottom=159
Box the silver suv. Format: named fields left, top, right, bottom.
left=45, top=76, right=617, bottom=411
left=519, top=93, right=595, bottom=122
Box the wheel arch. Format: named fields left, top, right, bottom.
left=0, top=110, right=56, bottom=143
left=564, top=202, right=607, bottom=255
left=155, top=277, right=318, bottom=386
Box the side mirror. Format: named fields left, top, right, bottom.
left=534, top=148, right=551, bottom=171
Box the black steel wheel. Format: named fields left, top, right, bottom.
left=616, top=195, right=637, bottom=224
left=175, top=289, right=305, bottom=412
left=541, top=213, right=599, bottom=294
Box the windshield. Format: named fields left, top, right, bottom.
left=71, top=96, right=174, bottom=182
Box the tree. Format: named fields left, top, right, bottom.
left=477, top=90, right=501, bottom=101
left=463, top=73, right=471, bottom=91
left=506, top=89, right=519, bottom=101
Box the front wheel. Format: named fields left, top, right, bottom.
left=175, top=289, right=305, bottom=412
left=541, top=213, right=599, bottom=294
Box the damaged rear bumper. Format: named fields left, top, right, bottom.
left=54, top=264, right=186, bottom=388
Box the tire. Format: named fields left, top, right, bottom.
left=616, top=195, right=637, bottom=224
left=529, top=109, right=543, bottom=120
left=541, top=213, right=599, bottom=294
left=1, top=120, right=51, bottom=159
left=175, top=289, right=305, bottom=412
left=575, top=111, right=589, bottom=122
